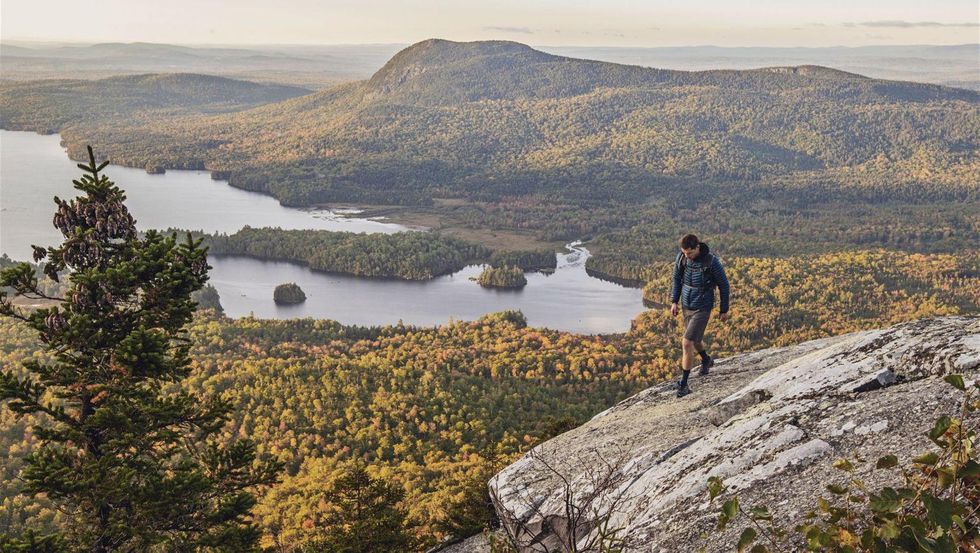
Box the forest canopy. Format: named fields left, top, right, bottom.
left=1, top=247, right=975, bottom=549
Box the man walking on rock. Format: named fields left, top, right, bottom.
left=670, top=234, right=731, bottom=397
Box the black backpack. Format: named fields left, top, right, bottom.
left=675, top=251, right=716, bottom=290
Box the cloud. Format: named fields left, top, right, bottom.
left=850, top=20, right=980, bottom=28
left=483, top=26, right=534, bottom=34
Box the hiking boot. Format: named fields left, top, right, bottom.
left=699, top=355, right=714, bottom=376
left=676, top=382, right=692, bottom=398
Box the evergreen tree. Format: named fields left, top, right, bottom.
left=433, top=452, right=502, bottom=541
left=301, top=465, right=412, bottom=553
left=0, top=147, right=281, bottom=551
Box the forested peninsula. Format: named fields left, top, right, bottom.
left=196, top=227, right=556, bottom=280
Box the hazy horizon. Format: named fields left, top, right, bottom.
left=3, top=0, right=978, bottom=48
left=3, top=39, right=977, bottom=91
left=3, top=38, right=978, bottom=49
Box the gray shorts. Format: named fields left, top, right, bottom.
left=682, top=308, right=711, bottom=343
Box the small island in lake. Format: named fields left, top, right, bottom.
left=273, top=282, right=307, bottom=304
left=477, top=266, right=527, bottom=289
left=192, top=284, right=225, bottom=314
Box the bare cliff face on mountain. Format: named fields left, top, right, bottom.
left=476, top=316, right=979, bottom=552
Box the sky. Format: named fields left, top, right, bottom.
left=2, top=0, right=978, bottom=47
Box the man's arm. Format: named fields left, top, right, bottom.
left=670, top=253, right=683, bottom=306
left=713, top=257, right=731, bottom=315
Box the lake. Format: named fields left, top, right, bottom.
left=0, top=131, right=409, bottom=261
left=0, top=130, right=646, bottom=333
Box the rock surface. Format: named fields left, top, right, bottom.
left=433, top=535, right=492, bottom=553
left=481, top=316, right=979, bottom=552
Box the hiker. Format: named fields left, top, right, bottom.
left=669, top=234, right=731, bottom=398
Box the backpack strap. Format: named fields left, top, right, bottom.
left=700, top=253, right=714, bottom=287
left=675, top=252, right=692, bottom=290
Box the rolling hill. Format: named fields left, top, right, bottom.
left=1, top=39, right=977, bottom=207
left=0, top=73, right=310, bottom=133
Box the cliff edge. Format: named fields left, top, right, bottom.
left=485, top=316, right=979, bottom=551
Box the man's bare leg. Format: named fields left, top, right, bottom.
left=682, top=338, right=696, bottom=371
left=678, top=337, right=696, bottom=394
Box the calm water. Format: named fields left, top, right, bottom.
left=210, top=242, right=644, bottom=332
left=0, top=131, right=408, bottom=261
left=1, top=130, right=645, bottom=333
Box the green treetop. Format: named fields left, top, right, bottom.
left=300, top=464, right=413, bottom=553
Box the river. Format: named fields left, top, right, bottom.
left=0, top=130, right=646, bottom=333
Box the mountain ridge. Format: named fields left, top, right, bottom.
left=359, top=40, right=918, bottom=106
left=755, top=64, right=868, bottom=79
left=359, top=39, right=973, bottom=104
left=1, top=38, right=977, bottom=207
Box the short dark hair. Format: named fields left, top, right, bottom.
left=680, top=234, right=700, bottom=250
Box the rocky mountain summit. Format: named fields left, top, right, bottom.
left=477, top=316, right=978, bottom=552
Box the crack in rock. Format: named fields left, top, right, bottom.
left=707, top=389, right=773, bottom=426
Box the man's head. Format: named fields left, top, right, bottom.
left=680, top=234, right=700, bottom=260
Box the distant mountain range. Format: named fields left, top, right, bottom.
left=0, top=42, right=405, bottom=88
left=1, top=39, right=977, bottom=206
left=3, top=40, right=977, bottom=90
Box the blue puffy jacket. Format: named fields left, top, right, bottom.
left=670, top=242, right=730, bottom=313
